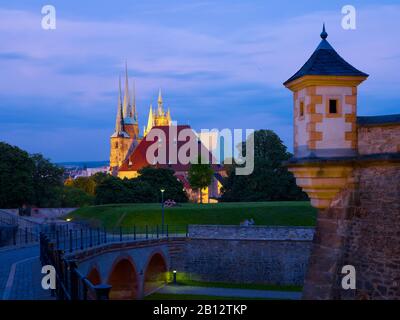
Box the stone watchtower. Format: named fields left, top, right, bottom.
left=284, top=25, right=368, bottom=209
left=285, top=25, right=368, bottom=159
left=284, top=26, right=400, bottom=299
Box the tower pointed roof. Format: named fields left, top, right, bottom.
left=166, top=107, right=171, bottom=122
left=123, top=60, right=130, bottom=118
left=111, top=76, right=129, bottom=138
left=157, top=88, right=164, bottom=115
left=131, top=80, right=138, bottom=123
left=284, top=25, right=368, bottom=86
left=144, top=104, right=154, bottom=136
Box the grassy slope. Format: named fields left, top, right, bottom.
left=145, top=293, right=268, bottom=300
left=174, top=280, right=302, bottom=292
left=68, top=201, right=316, bottom=228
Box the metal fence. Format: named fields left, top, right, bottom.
left=40, top=224, right=189, bottom=300
left=0, top=209, right=41, bottom=247
left=42, top=224, right=188, bottom=253
left=40, top=233, right=111, bottom=300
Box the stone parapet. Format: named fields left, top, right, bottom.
left=188, top=225, right=314, bottom=241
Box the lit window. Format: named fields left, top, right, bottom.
left=329, top=99, right=338, bottom=114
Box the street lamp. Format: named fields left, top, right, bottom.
left=160, top=189, right=165, bottom=234
left=173, top=270, right=177, bottom=285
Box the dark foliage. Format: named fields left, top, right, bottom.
left=221, top=130, right=307, bottom=202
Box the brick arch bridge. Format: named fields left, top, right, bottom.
left=70, top=238, right=184, bottom=299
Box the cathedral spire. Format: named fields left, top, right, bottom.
left=114, top=76, right=123, bottom=134
left=123, top=60, right=130, bottom=118
left=132, top=80, right=137, bottom=122
left=119, top=76, right=126, bottom=132
left=144, top=104, right=154, bottom=136
left=157, top=88, right=164, bottom=115
left=167, top=107, right=171, bottom=122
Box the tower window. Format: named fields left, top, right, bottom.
left=299, top=101, right=304, bottom=117
left=329, top=99, right=338, bottom=114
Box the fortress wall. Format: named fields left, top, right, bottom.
left=171, top=226, right=314, bottom=286
left=303, top=163, right=400, bottom=299
left=358, top=124, right=400, bottom=155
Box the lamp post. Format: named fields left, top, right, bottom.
left=173, top=270, right=177, bottom=285
left=160, top=189, right=165, bottom=235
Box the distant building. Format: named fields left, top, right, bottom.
left=109, top=63, right=225, bottom=202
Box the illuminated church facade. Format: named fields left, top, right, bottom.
left=109, top=64, right=225, bottom=202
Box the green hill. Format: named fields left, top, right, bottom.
left=67, top=201, right=316, bottom=229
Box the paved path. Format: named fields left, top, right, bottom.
left=158, top=285, right=302, bottom=300
left=0, top=245, right=53, bottom=300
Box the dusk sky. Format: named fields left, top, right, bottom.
left=0, top=0, right=399, bottom=162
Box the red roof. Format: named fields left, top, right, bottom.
left=119, top=125, right=223, bottom=173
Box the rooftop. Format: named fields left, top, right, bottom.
left=284, top=25, right=368, bottom=85
left=357, top=114, right=400, bottom=126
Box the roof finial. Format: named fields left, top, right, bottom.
left=320, top=23, right=328, bottom=40
left=157, top=88, right=163, bottom=115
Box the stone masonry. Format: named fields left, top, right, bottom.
left=174, top=226, right=314, bottom=286
left=302, top=163, right=400, bottom=299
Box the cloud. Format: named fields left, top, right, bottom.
left=0, top=3, right=399, bottom=161
left=0, top=51, right=31, bottom=60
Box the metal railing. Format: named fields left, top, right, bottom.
left=39, top=224, right=188, bottom=300
left=40, top=233, right=111, bottom=300
left=0, top=209, right=41, bottom=247
left=42, top=224, right=188, bottom=253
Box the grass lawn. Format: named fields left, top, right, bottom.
left=173, top=279, right=302, bottom=292
left=67, top=201, right=316, bottom=228
left=145, top=293, right=268, bottom=300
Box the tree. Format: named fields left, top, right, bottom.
left=221, top=130, right=307, bottom=202
left=94, top=176, right=129, bottom=205
left=0, top=142, right=35, bottom=207
left=69, top=177, right=96, bottom=195
left=91, top=172, right=109, bottom=186
left=188, top=157, right=214, bottom=203
left=31, top=153, right=64, bottom=207
left=94, top=175, right=159, bottom=205
left=0, top=142, right=66, bottom=208
left=61, top=186, right=94, bottom=207
left=137, top=167, right=188, bottom=203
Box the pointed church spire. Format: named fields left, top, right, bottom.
left=167, top=107, right=171, bottom=122
left=131, top=80, right=137, bottom=122
left=157, top=88, right=164, bottom=115
left=123, top=60, right=130, bottom=118
left=114, top=76, right=123, bottom=134
left=119, top=76, right=126, bottom=133
left=144, top=104, right=154, bottom=136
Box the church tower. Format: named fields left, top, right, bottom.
left=121, top=62, right=140, bottom=141
left=109, top=77, right=132, bottom=174
left=144, top=89, right=172, bottom=136
left=284, top=25, right=368, bottom=159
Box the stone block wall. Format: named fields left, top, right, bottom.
left=188, top=225, right=314, bottom=241
left=358, top=124, right=400, bottom=155
left=302, top=163, right=400, bottom=299
left=172, top=226, right=314, bottom=286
